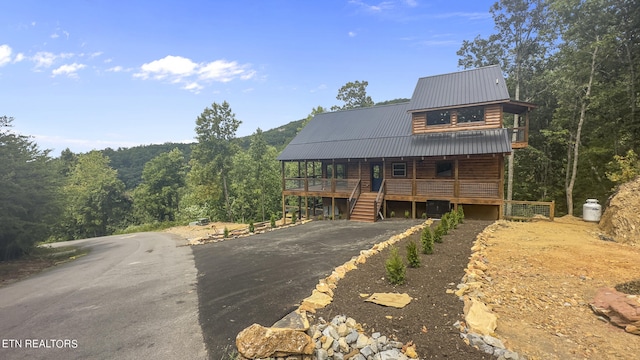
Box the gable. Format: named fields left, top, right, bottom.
left=407, top=65, right=509, bottom=112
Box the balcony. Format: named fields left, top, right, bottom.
left=284, top=177, right=501, bottom=200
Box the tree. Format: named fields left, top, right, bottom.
left=549, top=0, right=615, bottom=214
left=230, top=129, right=281, bottom=222
left=457, top=0, right=553, bottom=210
left=133, top=148, right=186, bottom=222
left=330, top=81, right=374, bottom=111
left=56, top=151, right=129, bottom=240
left=190, top=101, right=241, bottom=221
left=0, top=116, right=61, bottom=260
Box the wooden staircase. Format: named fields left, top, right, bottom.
left=350, top=192, right=378, bottom=222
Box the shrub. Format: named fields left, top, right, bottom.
left=249, top=221, right=255, bottom=233
left=404, top=210, right=410, bottom=219
left=440, top=215, right=450, bottom=234
left=434, top=225, right=445, bottom=243
left=270, top=214, right=277, bottom=229
left=385, top=246, right=406, bottom=285
left=422, top=212, right=427, bottom=219
left=421, top=227, right=434, bottom=255
left=406, top=240, right=421, bottom=267
left=449, top=210, right=459, bottom=229
left=291, top=211, right=297, bottom=224
left=223, top=226, right=229, bottom=238
left=390, top=211, right=395, bottom=218
left=457, top=206, right=465, bottom=223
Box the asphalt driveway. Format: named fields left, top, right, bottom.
left=193, top=219, right=423, bottom=358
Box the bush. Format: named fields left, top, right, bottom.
left=249, top=221, right=254, bottom=233
left=390, top=211, right=395, bottom=218
left=223, top=226, right=229, bottom=238
left=457, top=206, right=465, bottom=223
left=440, top=215, right=450, bottom=234
left=449, top=211, right=459, bottom=229
left=270, top=214, right=277, bottom=229
left=422, top=212, right=427, bottom=219
left=404, top=210, right=410, bottom=219
left=406, top=240, right=421, bottom=267
left=421, top=227, right=434, bottom=255
left=434, top=225, right=445, bottom=243
left=291, top=211, right=297, bottom=224
left=385, top=246, right=406, bottom=285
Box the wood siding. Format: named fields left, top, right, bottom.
left=412, top=104, right=503, bottom=134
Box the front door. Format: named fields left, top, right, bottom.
left=371, top=163, right=383, bottom=192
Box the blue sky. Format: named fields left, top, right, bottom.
left=0, top=0, right=496, bottom=154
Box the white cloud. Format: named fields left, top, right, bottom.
left=404, top=0, right=417, bottom=7
left=14, top=53, right=25, bottom=63
left=0, top=44, right=12, bottom=66
left=134, top=55, right=197, bottom=80
left=32, top=51, right=74, bottom=68
left=52, top=63, right=86, bottom=78
left=135, top=55, right=255, bottom=92
left=183, top=82, right=203, bottom=93
left=349, top=0, right=395, bottom=12
left=50, top=33, right=59, bottom=39
left=107, top=65, right=124, bottom=72
left=348, top=31, right=357, bottom=37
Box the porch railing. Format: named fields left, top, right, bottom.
left=348, top=180, right=362, bottom=216
left=284, top=178, right=359, bottom=193
left=285, top=177, right=501, bottom=199
left=374, top=179, right=386, bottom=219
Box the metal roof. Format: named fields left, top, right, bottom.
left=407, top=65, right=510, bottom=111
left=277, top=102, right=512, bottom=161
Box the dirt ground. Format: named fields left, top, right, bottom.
left=480, top=216, right=640, bottom=360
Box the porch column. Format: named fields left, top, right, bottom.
left=304, top=160, right=309, bottom=220
left=412, top=158, right=417, bottom=219
left=281, top=161, right=286, bottom=225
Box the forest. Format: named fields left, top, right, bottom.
left=1, top=0, right=639, bottom=261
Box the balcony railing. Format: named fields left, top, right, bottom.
left=284, top=178, right=359, bottom=194
left=285, top=177, right=501, bottom=199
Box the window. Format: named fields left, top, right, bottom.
left=436, top=161, right=453, bottom=178
left=392, top=163, right=406, bottom=177
left=426, top=110, right=451, bottom=126
left=327, top=163, right=346, bottom=179
left=457, top=106, right=484, bottom=123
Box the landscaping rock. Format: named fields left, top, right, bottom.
left=590, top=287, right=640, bottom=335
left=236, top=323, right=314, bottom=358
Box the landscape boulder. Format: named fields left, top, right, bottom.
left=591, top=287, right=640, bottom=336
left=236, top=323, right=314, bottom=358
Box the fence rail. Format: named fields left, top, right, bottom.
left=503, top=200, right=555, bottom=221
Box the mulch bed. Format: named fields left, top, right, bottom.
left=314, top=219, right=493, bottom=359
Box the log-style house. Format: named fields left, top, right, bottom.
left=277, top=65, right=535, bottom=221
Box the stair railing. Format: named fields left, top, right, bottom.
left=373, top=179, right=386, bottom=221
left=348, top=180, right=362, bottom=218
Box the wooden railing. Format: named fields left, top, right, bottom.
left=503, top=200, right=555, bottom=221
left=348, top=180, right=362, bottom=216
left=284, top=178, right=358, bottom=193
left=374, top=179, right=386, bottom=219
left=285, top=177, right=501, bottom=199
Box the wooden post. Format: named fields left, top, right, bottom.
left=281, top=161, right=286, bottom=225
left=412, top=158, right=417, bottom=219
left=550, top=200, right=555, bottom=221
left=454, top=158, right=460, bottom=199
left=498, top=155, right=505, bottom=220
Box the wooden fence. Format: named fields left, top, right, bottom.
left=503, top=200, right=555, bottom=221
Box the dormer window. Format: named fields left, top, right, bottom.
left=457, top=106, right=484, bottom=123
left=427, top=110, right=450, bottom=126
